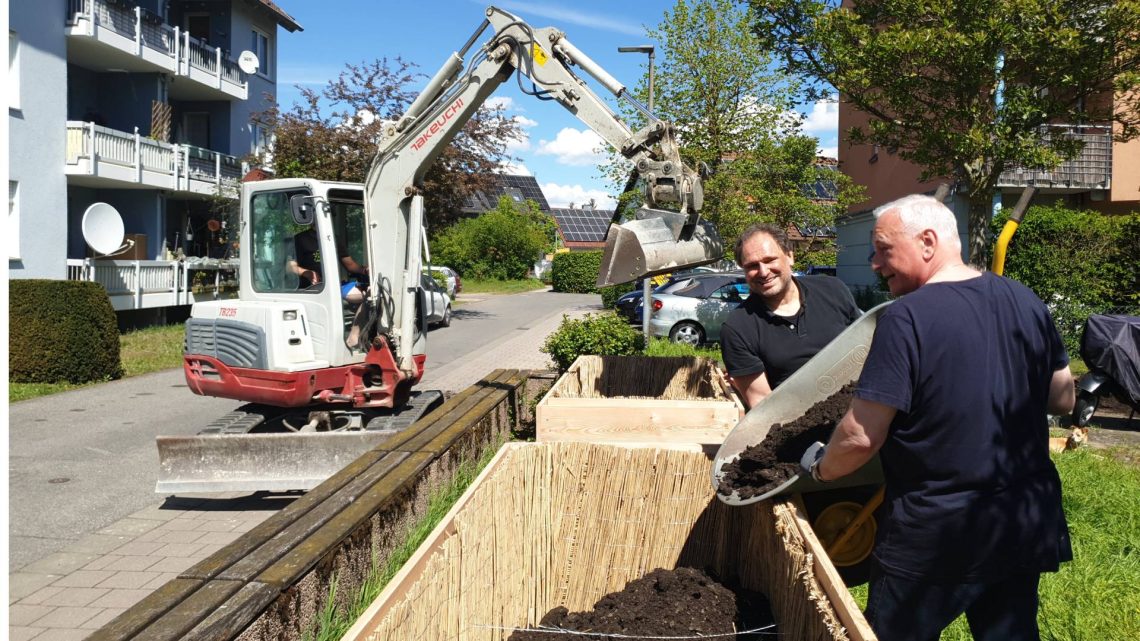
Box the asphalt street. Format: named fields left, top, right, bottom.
left=8, top=288, right=599, bottom=572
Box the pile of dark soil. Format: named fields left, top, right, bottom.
left=508, top=567, right=774, bottom=640
left=718, top=383, right=856, bottom=499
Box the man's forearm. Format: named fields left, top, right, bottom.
left=817, top=399, right=894, bottom=481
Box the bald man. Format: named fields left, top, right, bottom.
left=800, top=194, right=1076, bottom=641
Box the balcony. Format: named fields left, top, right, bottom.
left=65, top=0, right=248, bottom=101
left=65, top=121, right=242, bottom=195
left=998, top=124, right=1113, bottom=192
left=67, top=258, right=239, bottom=311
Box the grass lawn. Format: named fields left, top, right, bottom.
left=847, top=445, right=1140, bottom=640
left=457, top=277, right=548, bottom=296
left=9, top=323, right=186, bottom=403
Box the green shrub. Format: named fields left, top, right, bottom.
left=10, top=280, right=123, bottom=383
left=428, top=270, right=448, bottom=291
left=643, top=337, right=723, bottom=362
left=991, top=205, right=1139, bottom=354
left=600, top=281, right=637, bottom=308
left=541, top=312, right=645, bottom=371
left=850, top=284, right=892, bottom=311
left=433, top=196, right=555, bottom=280
left=550, top=251, right=603, bottom=293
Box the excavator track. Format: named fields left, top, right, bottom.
left=155, top=391, right=444, bottom=494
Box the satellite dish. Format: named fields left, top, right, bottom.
left=82, top=202, right=131, bottom=256
left=238, top=50, right=260, bottom=75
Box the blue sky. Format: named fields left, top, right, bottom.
left=274, top=1, right=839, bottom=209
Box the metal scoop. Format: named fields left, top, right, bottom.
left=712, top=301, right=893, bottom=505
left=596, top=207, right=723, bottom=288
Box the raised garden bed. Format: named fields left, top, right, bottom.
left=344, top=442, right=876, bottom=641
left=536, top=355, right=744, bottom=448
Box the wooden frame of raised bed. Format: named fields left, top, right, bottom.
left=536, top=355, right=745, bottom=447
left=345, top=442, right=876, bottom=641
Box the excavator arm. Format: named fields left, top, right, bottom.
left=362, top=6, right=722, bottom=376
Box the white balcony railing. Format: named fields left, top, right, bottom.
left=66, top=121, right=241, bottom=193
left=67, top=258, right=239, bottom=311
left=66, top=0, right=247, bottom=97
left=998, top=124, right=1113, bottom=190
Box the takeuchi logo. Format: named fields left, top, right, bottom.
left=411, top=98, right=465, bottom=152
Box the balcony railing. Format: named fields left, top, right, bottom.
left=998, top=124, right=1113, bottom=190
left=66, top=0, right=247, bottom=97
left=67, top=258, right=239, bottom=311
left=66, top=121, right=242, bottom=193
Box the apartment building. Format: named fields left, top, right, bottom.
left=835, top=101, right=1140, bottom=288
left=8, top=0, right=300, bottom=316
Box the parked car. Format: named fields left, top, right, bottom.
left=427, top=265, right=462, bottom=298
left=614, top=268, right=724, bottom=324
left=645, top=272, right=748, bottom=345
left=420, top=273, right=453, bottom=327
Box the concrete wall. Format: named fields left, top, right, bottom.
left=9, top=0, right=69, bottom=279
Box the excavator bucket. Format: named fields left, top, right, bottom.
left=597, top=208, right=723, bottom=288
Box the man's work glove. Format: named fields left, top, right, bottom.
left=800, top=441, right=829, bottom=483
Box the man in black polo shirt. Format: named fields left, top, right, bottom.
left=801, top=195, right=1075, bottom=641
left=720, top=223, right=861, bottom=408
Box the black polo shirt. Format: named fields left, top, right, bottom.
left=720, top=275, right=861, bottom=389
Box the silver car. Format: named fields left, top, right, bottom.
left=421, top=273, right=453, bottom=327
left=646, top=272, right=748, bottom=345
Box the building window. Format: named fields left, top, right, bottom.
left=9, top=31, right=20, bottom=111
left=251, top=28, right=271, bottom=77
left=252, top=121, right=273, bottom=167
left=9, top=181, right=20, bottom=260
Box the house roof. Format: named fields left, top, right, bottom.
left=461, top=174, right=551, bottom=214
left=549, top=208, right=613, bottom=244
left=247, top=0, right=303, bottom=32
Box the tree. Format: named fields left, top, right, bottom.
left=752, top=0, right=1140, bottom=263
left=255, top=58, right=522, bottom=228
left=604, top=0, right=863, bottom=248
left=431, top=196, right=556, bottom=280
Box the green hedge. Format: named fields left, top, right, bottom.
left=10, top=280, right=123, bottom=383
left=992, top=205, right=1139, bottom=354
left=540, top=312, right=645, bottom=371
left=551, top=251, right=602, bottom=293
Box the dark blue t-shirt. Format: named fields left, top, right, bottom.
left=855, top=272, right=1071, bottom=582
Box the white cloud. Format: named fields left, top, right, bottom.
left=800, top=97, right=839, bottom=137
left=535, top=128, right=607, bottom=166
left=513, top=115, right=538, bottom=128
left=498, top=162, right=533, bottom=176
left=818, top=145, right=838, bottom=159
left=541, top=182, right=617, bottom=209
left=485, top=96, right=517, bottom=111
left=490, top=1, right=644, bottom=36
left=506, top=130, right=531, bottom=153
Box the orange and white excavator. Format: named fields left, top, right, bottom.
left=156, top=5, right=722, bottom=494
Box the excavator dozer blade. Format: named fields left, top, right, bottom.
left=597, top=215, right=723, bottom=288
left=155, top=432, right=395, bottom=494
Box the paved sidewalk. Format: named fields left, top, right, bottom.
left=8, top=299, right=600, bottom=641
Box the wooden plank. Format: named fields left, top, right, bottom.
left=391, top=370, right=522, bottom=455
left=789, top=495, right=877, bottom=641
left=179, top=582, right=279, bottom=641
left=131, top=580, right=244, bottom=641
left=341, top=443, right=519, bottom=641
left=217, top=452, right=417, bottom=584
left=536, top=402, right=737, bottom=444
left=378, top=369, right=512, bottom=453
left=84, top=578, right=203, bottom=641
left=254, top=451, right=438, bottom=589
left=180, top=450, right=389, bottom=581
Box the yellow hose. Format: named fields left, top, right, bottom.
left=991, top=219, right=1020, bottom=276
